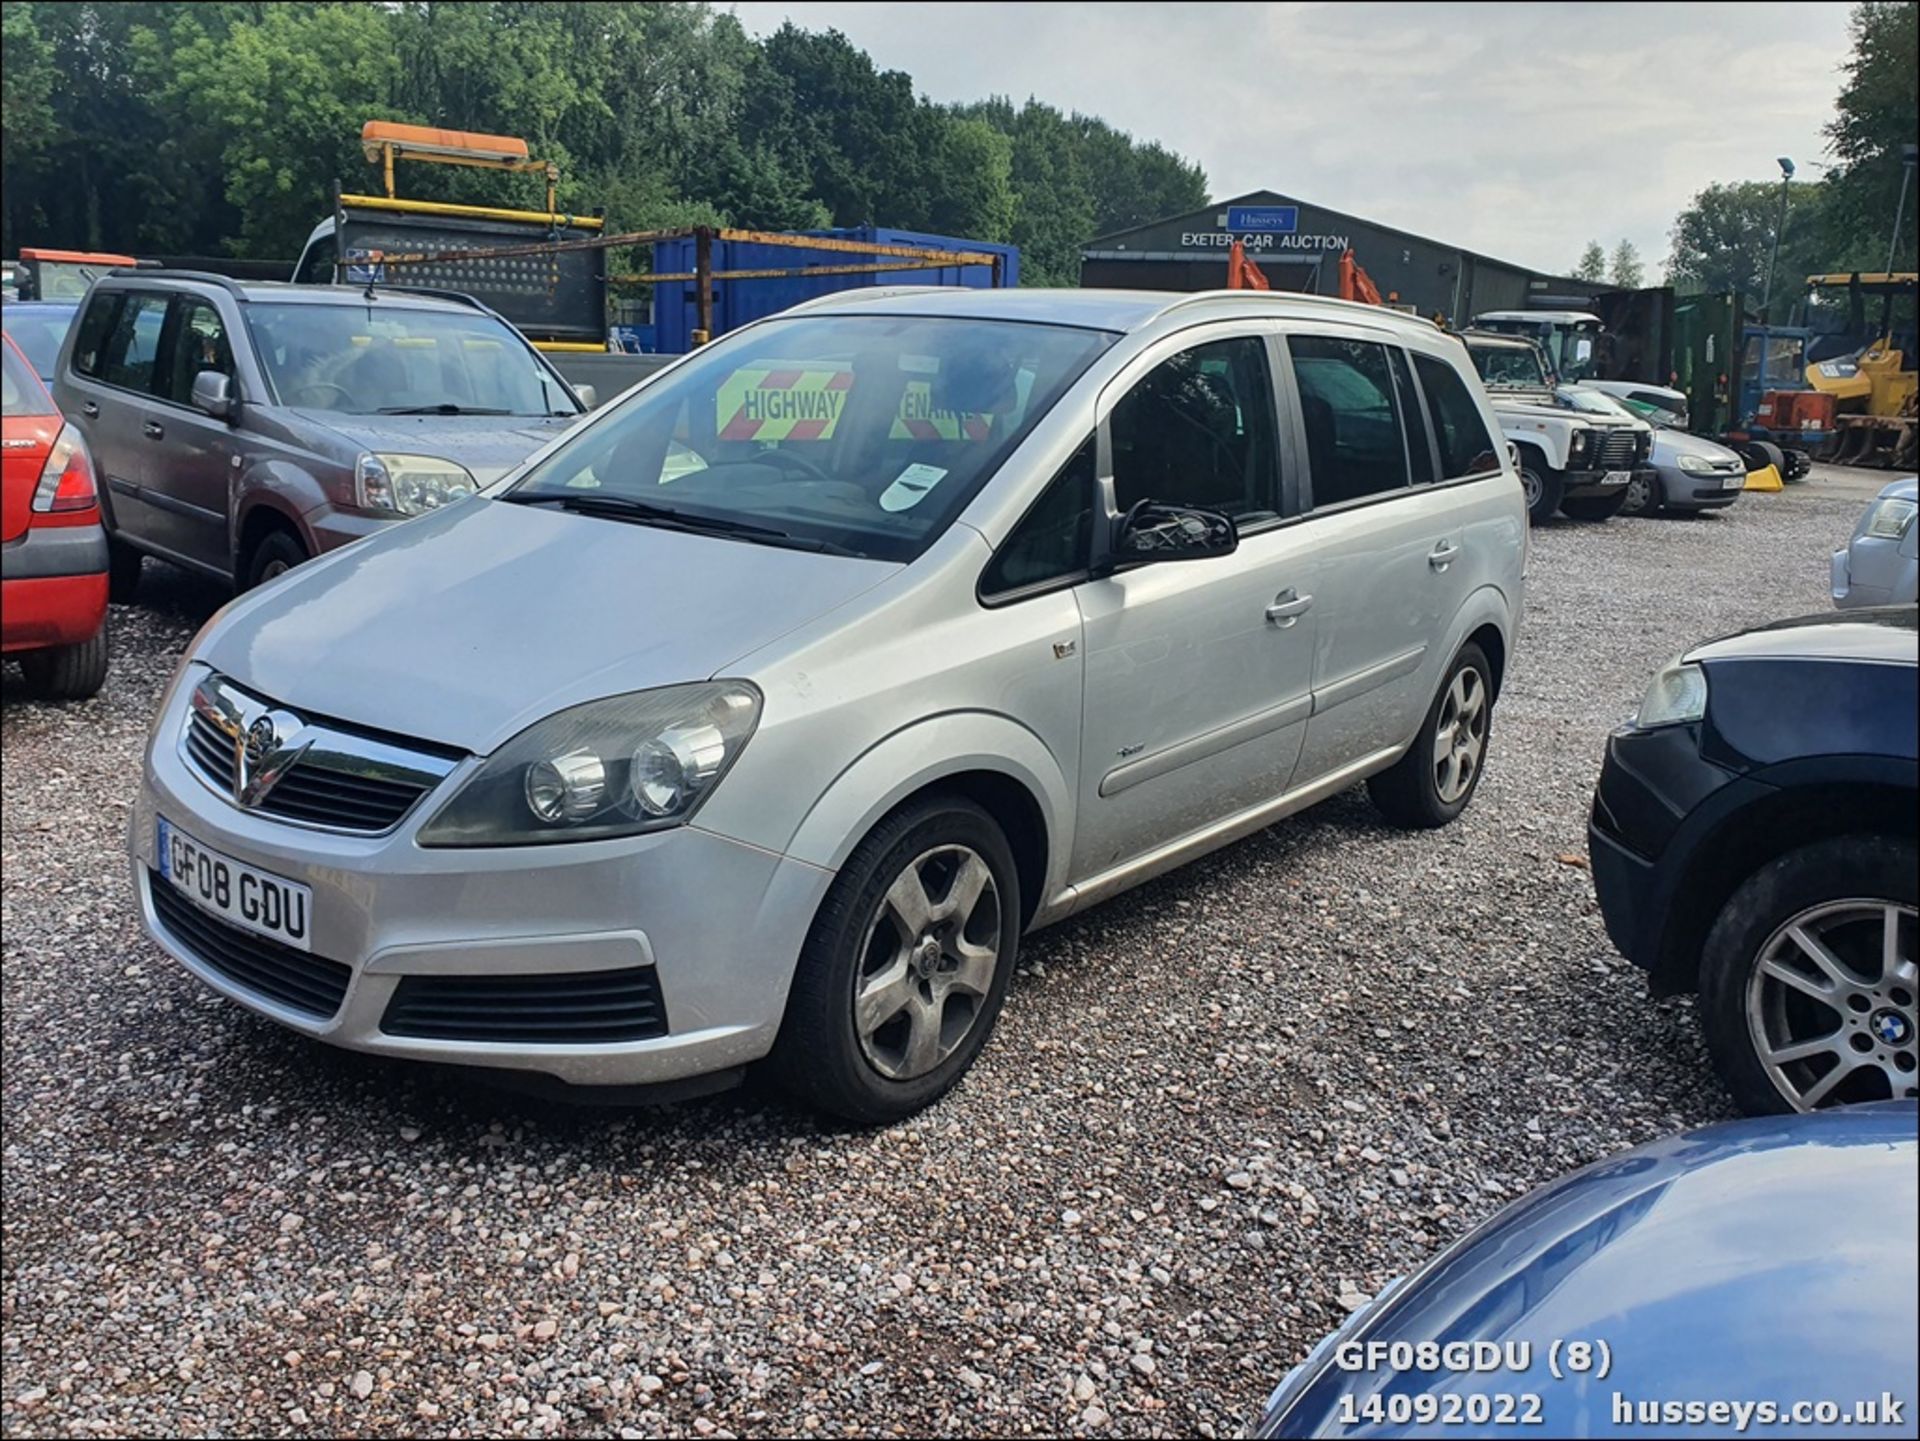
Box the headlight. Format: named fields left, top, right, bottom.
left=1568, top=429, right=1591, bottom=460
left=417, top=682, right=761, bottom=846
left=1635, top=658, right=1708, bottom=729
left=356, top=452, right=477, bottom=516
left=1677, top=453, right=1717, bottom=474
left=1865, top=497, right=1917, bottom=540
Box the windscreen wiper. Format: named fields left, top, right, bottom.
left=503, top=490, right=863, bottom=555
left=378, top=403, right=513, bottom=415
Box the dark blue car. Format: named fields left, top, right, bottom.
left=1253, top=1104, right=1917, bottom=1437
left=1589, top=606, right=1916, bottom=1114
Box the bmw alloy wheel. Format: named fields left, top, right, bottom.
left=1746, top=898, right=1919, bottom=1110
left=1431, top=666, right=1487, bottom=805
left=853, top=845, right=1002, bottom=1081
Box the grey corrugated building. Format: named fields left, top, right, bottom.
left=1081, top=189, right=1608, bottom=327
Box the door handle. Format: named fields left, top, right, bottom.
left=143, top=421, right=164, bottom=440
left=1266, top=589, right=1313, bottom=627
left=1429, top=541, right=1461, bottom=569
left=81, top=400, right=99, bottom=418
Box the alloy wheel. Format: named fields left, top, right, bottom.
left=1432, top=666, right=1487, bottom=805
left=1745, top=898, right=1919, bottom=1110
left=853, top=845, right=1002, bottom=1081
left=1623, top=473, right=1653, bottom=514
left=261, top=559, right=291, bottom=582
left=1520, top=469, right=1543, bottom=510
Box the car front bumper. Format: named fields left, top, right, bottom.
left=1654, top=462, right=1745, bottom=510
left=1562, top=466, right=1636, bottom=499
left=129, top=667, right=835, bottom=1088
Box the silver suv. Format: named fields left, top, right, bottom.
left=130, top=288, right=1527, bottom=1122
left=54, top=273, right=586, bottom=594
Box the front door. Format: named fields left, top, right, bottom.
left=1070, top=329, right=1319, bottom=883
left=149, top=295, right=242, bottom=575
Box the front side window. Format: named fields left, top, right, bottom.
left=507, top=314, right=1113, bottom=562
left=1414, top=353, right=1501, bottom=478
left=159, top=300, right=235, bottom=405
left=1109, top=336, right=1279, bottom=521
left=245, top=302, right=579, bottom=418
left=1290, top=335, right=1411, bottom=507
left=981, top=437, right=1095, bottom=598
left=99, top=291, right=169, bottom=394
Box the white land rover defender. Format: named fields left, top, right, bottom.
left=1460, top=330, right=1652, bottom=524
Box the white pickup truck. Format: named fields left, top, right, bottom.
left=1461, top=330, right=1652, bottom=524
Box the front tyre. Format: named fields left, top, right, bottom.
left=1620, top=470, right=1659, bottom=516
left=1699, top=835, right=1917, bottom=1115
left=767, top=794, right=1021, bottom=1124
left=1517, top=456, right=1563, bottom=526
left=245, top=530, right=308, bottom=590
left=1367, top=642, right=1493, bottom=829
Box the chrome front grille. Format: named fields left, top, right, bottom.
left=181, top=675, right=462, bottom=835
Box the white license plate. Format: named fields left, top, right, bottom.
left=1601, top=470, right=1631, bottom=486
left=157, top=817, right=313, bottom=951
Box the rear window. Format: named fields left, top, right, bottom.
left=2, top=340, right=53, bottom=416
left=2, top=304, right=78, bottom=382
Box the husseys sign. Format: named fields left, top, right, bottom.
left=1180, top=203, right=1346, bottom=253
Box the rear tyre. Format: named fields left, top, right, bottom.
left=18, top=622, right=109, bottom=701
left=1367, top=642, right=1493, bottom=830
left=245, top=530, right=308, bottom=590
left=1620, top=470, right=1660, bottom=515
left=1698, top=835, right=1917, bottom=1116
left=1517, top=456, right=1563, bottom=526
left=1741, top=440, right=1786, bottom=475
left=1559, top=491, right=1629, bottom=522
left=107, top=539, right=143, bottom=603
left=766, top=793, right=1021, bottom=1125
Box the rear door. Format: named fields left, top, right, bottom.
left=61, top=287, right=173, bottom=556
left=1283, top=329, right=1458, bottom=782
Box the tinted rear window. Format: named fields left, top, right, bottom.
left=2, top=341, right=53, bottom=416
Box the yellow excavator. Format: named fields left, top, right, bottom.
left=1806, top=272, right=1917, bottom=468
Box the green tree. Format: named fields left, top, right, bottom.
left=1665, top=180, right=1832, bottom=297
left=1572, top=241, right=1607, bottom=282
left=1608, top=239, right=1644, bottom=287
left=1823, top=0, right=1918, bottom=272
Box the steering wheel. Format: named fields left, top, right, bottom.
left=288, top=381, right=353, bottom=408
left=757, top=447, right=837, bottom=484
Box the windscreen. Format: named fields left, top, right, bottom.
left=1469, top=344, right=1548, bottom=390
left=246, top=302, right=578, bottom=417
left=1559, top=388, right=1633, bottom=418
left=507, top=314, right=1113, bottom=562
left=2, top=340, right=53, bottom=416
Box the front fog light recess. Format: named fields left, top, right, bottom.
left=356, top=452, right=478, bottom=516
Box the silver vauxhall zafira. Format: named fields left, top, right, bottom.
left=132, top=288, right=1527, bottom=1122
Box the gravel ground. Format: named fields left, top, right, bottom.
left=0, top=478, right=1867, bottom=1437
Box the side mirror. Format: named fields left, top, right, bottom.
left=1107, top=499, right=1238, bottom=571
left=191, top=370, right=234, bottom=421
left=572, top=383, right=598, bottom=410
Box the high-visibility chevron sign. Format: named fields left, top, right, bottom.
left=715, top=365, right=992, bottom=442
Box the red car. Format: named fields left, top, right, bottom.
left=2, top=331, right=109, bottom=698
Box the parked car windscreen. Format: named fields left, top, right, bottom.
left=245, top=301, right=580, bottom=417
left=2, top=338, right=53, bottom=416
left=1468, top=343, right=1548, bottom=390
left=2, top=302, right=80, bottom=383
left=505, top=314, right=1115, bottom=562
left=1559, top=387, right=1635, bottom=419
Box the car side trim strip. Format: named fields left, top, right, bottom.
left=1098, top=694, right=1313, bottom=798
left=1312, top=645, right=1427, bottom=716
left=1065, top=743, right=1405, bottom=915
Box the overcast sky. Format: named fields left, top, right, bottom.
left=730, top=1, right=1857, bottom=281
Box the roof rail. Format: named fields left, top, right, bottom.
left=102, top=267, right=249, bottom=298
left=1153, top=288, right=1442, bottom=330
